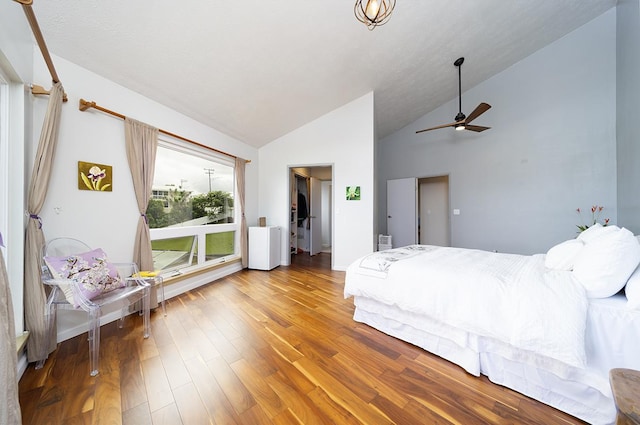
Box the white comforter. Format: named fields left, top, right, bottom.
left=344, top=245, right=589, bottom=369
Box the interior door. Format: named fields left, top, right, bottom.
left=387, top=178, right=418, bottom=248
left=309, top=177, right=323, bottom=255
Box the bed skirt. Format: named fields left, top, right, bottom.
left=352, top=296, right=617, bottom=425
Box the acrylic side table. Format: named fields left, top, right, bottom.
left=137, top=273, right=166, bottom=316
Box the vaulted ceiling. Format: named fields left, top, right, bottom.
left=32, top=1, right=616, bottom=147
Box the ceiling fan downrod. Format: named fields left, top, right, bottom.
left=454, top=57, right=465, bottom=122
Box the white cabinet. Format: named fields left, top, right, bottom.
left=248, top=226, right=281, bottom=270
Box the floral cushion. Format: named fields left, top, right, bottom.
left=44, top=248, right=125, bottom=307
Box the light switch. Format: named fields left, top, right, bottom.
left=453, top=209, right=460, bottom=215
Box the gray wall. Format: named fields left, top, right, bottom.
left=378, top=9, right=617, bottom=255
left=617, top=0, right=640, bottom=233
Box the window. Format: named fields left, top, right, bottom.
left=148, top=140, right=238, bottom=273
left=151, top=189, right=169, bottom=208
left=0, top=67, right=26, bottom=334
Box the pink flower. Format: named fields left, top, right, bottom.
left=576, top=205, right=609, bottom=233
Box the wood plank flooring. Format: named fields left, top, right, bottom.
left=19, top=253, right=586, bottom=424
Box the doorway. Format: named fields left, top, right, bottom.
left=289, top=166, right=333, bottom=266
left=418, top=175, right=450, bottom=246
left=386, top=175, right=450, bottom=248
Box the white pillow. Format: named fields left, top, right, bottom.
left=545, top=239, right=584, bottom=271
left=576, top=223, right=619, bottom=244
left=625, top=264, right=640, bottom=310
left=573, top=227, right=640, bottom=298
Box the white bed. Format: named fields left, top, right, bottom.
left=344, top=240, right=640, bottom=425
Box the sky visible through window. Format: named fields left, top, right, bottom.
left=153, top=145, right=234, bottom=197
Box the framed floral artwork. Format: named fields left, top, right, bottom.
left=346, top=186, right=361, bottom=200
left=78, top=161, right=112, bottom=191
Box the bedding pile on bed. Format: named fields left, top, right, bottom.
left=345, top=245, right=590, bottom=368
left=545, top=224, right=640, bottom=301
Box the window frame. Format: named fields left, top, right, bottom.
left=149, top=138, right=240, bottom=274
left=0, top=64, right=27, bottom=335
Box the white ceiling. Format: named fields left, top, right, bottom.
left=32, top=1, right=616, bottom=148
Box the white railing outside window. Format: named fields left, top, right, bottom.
left=150, top=224, right=238, bottom=274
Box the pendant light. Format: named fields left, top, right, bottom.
left=354, top=0, right=396, bottom=30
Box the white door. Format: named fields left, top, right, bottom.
left=309, top=177, right=323, bottom=255
left=387, top=178, right=418, bottom=248
left=419, top=176, right=450, bottom=246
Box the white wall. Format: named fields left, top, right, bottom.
left=378, top=9, right=617, bottom=255
left=259, top=93, right=375, bottom=270
left=30, top=54, right=259, bottom=340
left=33, top=54, right=259, bottom=256
left=0, top=2, right=33, bottom=83
left=617, top=0, right=640, bottom=232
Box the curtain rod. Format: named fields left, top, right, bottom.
left=14, top=0, right=69, bottom=101
left=17, top=0, right=58, bottom=82
left=79, top=99, right=250, bottom=163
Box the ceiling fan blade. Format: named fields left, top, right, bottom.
left=464, top=124, right=491, bottom=132
left=465, top=102, right=491, bottom=124
left=416, top=121, right=460, bottom=133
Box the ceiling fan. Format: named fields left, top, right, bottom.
left=416, top=57, right=491, bottom=134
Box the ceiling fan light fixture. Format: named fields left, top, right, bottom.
left=416, top=57, right=492, bottom=134
left=354, top=0, right=396, bottom=30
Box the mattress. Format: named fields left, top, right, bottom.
left=351, top=293, right=640, bottom=425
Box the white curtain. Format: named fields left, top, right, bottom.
left=235, top=158, right=247, bottom=268
left=124, top=118, right=158, bottom=272
left=24, top=82, right=64, bottom=363
left=0, top=236, right=22, bottom=425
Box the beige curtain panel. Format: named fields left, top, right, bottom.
left=0, top=244, right=22, bottom=425
left=25, top=82, right=64, bottom=363
left=235, top=157, right=248, bottom=268
left=124, top=117, right=159, bottom=273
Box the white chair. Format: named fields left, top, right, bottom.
left=37, top=237, right=150, bottom=376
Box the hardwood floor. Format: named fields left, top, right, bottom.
left=19, top=252, right=586, bottom=424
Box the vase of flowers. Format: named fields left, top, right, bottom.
left=576, top=205, right=610, bottom=232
